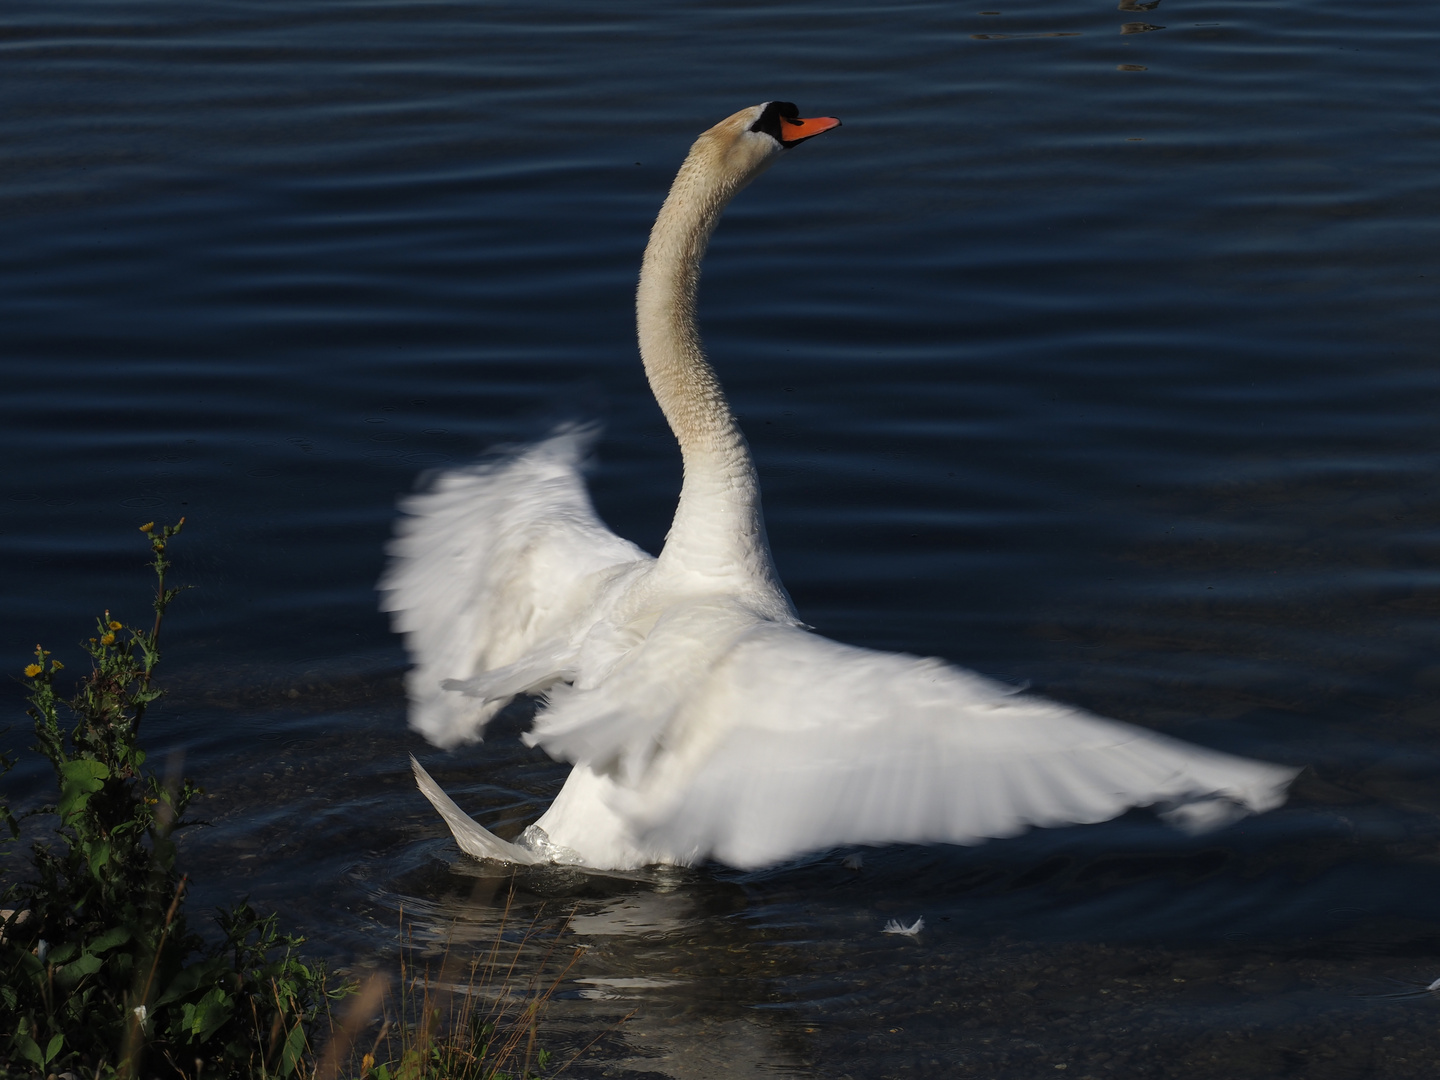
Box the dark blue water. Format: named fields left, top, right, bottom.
left=4, top=1, right=1440, bottom=1075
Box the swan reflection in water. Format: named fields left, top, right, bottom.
left=380, top=102, right=1296, bottom=872
left=392, top=868, right=806, bottom=1078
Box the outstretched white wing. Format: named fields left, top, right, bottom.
left=529, top=613, right=1297, bottom=870
left=379, top=425, right=651, bottom=747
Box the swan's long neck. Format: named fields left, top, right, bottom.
left=637, top=144, right=788, bottom=604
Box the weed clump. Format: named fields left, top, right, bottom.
left=0, top=521, right=342, bottom=1078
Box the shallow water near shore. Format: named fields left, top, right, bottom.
left=4, top=0, right=1440, bottom=1076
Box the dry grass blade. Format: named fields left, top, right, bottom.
left=357, top=885, right=593, bottom=1080
left=316, top=973, right=388, bottom=1080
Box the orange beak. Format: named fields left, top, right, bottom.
left=778, top=114, right=842, bottom=146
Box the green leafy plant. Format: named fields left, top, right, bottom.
left=0, top=521, right=344, bottom=1079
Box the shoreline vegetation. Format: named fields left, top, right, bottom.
left=1, top=523, right=575, bottom=1080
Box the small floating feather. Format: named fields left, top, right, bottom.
left=883, top=916, right=925, bottom=936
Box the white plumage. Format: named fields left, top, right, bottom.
left=381, top=103, right=1296, bottom=872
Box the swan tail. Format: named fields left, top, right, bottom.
left=410, top=755, right=543, bottom=865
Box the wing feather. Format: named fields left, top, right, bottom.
left=379, top=425, right=651, bottom=747
left=528, top=620, right=1295, bottom=870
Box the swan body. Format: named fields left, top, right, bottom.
left=382, top=103, right=1296, bottom=871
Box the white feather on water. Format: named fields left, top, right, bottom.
left=883, top=917, right=925, bottom=936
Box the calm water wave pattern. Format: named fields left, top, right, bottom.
left=4, top=1, right=1440, bottom=1076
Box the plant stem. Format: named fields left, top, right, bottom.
left=123, top=875, right=187, bottom=1078
left=133, top=518, right=181, bottom=737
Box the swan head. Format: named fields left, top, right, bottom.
left=742, top=100, right=842, bottom=151
left=691, top=102, right=841, bottom=194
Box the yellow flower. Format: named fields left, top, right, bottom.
left=100, top=632, right=116, bottom=646
left=24, top=664, right=42, bottom=678
left=50, top=660, right=63, bottom=671
left=361, top=1054, right=375, bottom=1074
left=139, top=522, right=154, bottom=533
left=108, top=620, right=122, bottom=631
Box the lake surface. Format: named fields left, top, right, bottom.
left=4, top=0, right=1440, bottom=1075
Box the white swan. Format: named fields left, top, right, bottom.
left=380, top=102, right=1296, bottom=871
